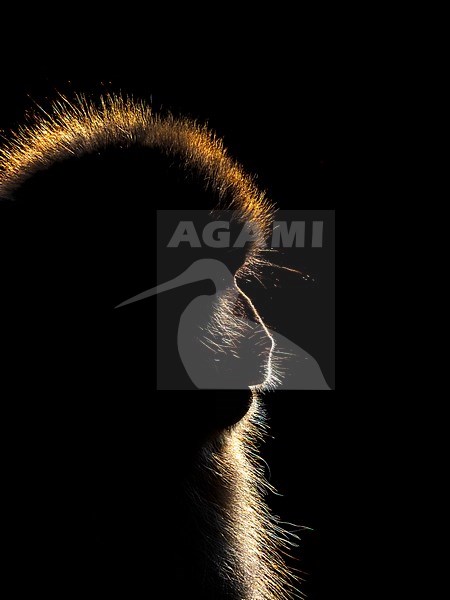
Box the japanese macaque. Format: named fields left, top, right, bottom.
left=0, top=96, right=297, bottom=599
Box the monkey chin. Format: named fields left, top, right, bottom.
left=0, top=94, right=298, bottom=600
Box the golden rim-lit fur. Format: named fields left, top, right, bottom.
left=0, top=94, right=298, bottom=599
left=0, top=94, right=274, bottom=252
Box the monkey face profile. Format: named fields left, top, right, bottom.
left=0, top=96, right=297, bottom=599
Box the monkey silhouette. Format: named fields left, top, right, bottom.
left=0, top=95, right=306, bottom=599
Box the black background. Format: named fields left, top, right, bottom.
left=1, top=51, right=343, bottom=599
